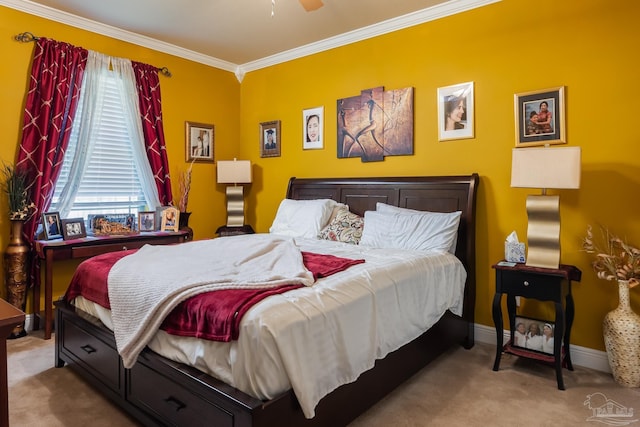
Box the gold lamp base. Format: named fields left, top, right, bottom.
left=525, top=194, right=561, bottom=269
left=225, top=185, right=246, bottom=227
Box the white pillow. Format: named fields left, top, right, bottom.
left=269, top=199, right=340, bottom=238
left=360, top=209, right=462, bottom=253
left=376, top=203, right=460, bottom=253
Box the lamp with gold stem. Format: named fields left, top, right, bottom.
left=510, top=146, right=581, bottom=269
left=216, top=159, right=252, bottom=231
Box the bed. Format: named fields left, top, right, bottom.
left=55, top=174, right=479, bottom=427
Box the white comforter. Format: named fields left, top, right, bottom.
left=76, top=235, right=466, bottom=419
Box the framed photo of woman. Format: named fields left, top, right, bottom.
left=42, top=211, right=63, bottom=240
left=303, top=106, right=323, bottom=150
left=185, top=121, right=214, bottom=163
left=514, top=86, right=565, bottom=147
left=437, top=82, right=474, bottom=141
left=512, top=315, right=555, bottom=355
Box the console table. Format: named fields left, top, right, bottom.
left=33, top=230, right=192, bottom=340
left=0, top=299, right=25, bottom=427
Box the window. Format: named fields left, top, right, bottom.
left=50, top=71, right=150, bottom=220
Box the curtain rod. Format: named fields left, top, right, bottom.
left=14, top=32, right=172, bottom=77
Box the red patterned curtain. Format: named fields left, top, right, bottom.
left=131, top=61, right=173, bottom=205
left=16, top=38, right=87, bottom=248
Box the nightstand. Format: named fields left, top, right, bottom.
left=216, top=225, right=255, bottom=237
left=492, top=262, right=581, bottom=390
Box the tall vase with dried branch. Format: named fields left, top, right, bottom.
left=177, top=161, right=194, bottom=231
left=583, top=225, right=640, bottom=387
left=2, top=163, right=35, bottom=338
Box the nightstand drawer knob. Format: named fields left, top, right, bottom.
left=122, top=246, right=128, bottom=251
left=523, top=280, right=530, bottom=286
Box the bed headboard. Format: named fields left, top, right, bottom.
left=286, top=174, right=479, bottom=325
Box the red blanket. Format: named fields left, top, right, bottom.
left=65, top=249, right=364, bottom=341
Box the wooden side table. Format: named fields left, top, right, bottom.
left=492, top=262, right=581, bottom=390
left=0, top=299, right=25, bottom=427
left=33, top=230, right=192, bottom=340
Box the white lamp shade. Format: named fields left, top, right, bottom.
left=511, top=146, right=581, bottom=190
left=217, top=159, right=252, bottom=184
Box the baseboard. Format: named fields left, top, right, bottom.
left=474, top=323, right=611, bottom=373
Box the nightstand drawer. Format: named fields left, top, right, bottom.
left=498, top=270, right=563, bottom=300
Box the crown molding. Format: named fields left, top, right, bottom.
left=2, top=0, right=499, bottom=81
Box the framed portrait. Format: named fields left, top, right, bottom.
left=260, top=120, right=281, bottom=158
left=42, top=212, right=63, bottom=240
left=303, top=106, right=324, bottom=150
left=61, top=218, right=87, bottom=240
left=161, top=206, right=180, bottom=232
left=512, top=315, right=556, bottom=355
left=185, top=121, right=214, bottom=163
left=514, top=86, right=565, bottom=147
left=138, top=211, right=156, bottom=232
left=437, top=81, right=474, bottom=141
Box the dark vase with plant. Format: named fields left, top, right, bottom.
left=2, top=163, right=35, bottom=338
left=178, top=161, right=193, bottom=233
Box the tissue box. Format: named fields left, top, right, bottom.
left=505, top=242, right=526, bottom=263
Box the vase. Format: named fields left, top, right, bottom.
left=3, top=219, right=30, bottom=338
left=602, top=280, right=640, bottom=387
left=178, top=211, right=191, bottom=229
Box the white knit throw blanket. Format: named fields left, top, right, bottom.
left=108, top=234, right=314, bottom=368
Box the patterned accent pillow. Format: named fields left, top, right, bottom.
left=318, top=208, right=364, bottom=244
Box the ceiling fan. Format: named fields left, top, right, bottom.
left=299, top=0, right=324, bottom=11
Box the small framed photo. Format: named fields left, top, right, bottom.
left=61, top=218, right=87, bottom=240
left=185, top=121, right=214, bottom=163
left=42, top=212, right=62, bottom=240
left=303, top=106, right=323, bottom=150
left=138, top=211, right=156, bottom=232
left=514, top=86, right=565, bottom=147
left=260, top=120, right=281, bottom=158
left=513, top=315, right=556, bottom=355
left=160, top=206, right=180, bottom=232
left=437, top=81, right=474, bottom=141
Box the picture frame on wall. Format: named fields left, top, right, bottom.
left=42, top=211, right=62, bottom=240
left=514, top=86, right=565, bottom=147
left=303, top=106, right=324, bottom=150
left=512, top=315, right=556, bottom=355
left=61, top=218, right=87, bottom=240
left=259, top=120, right=281, bottom=158
left=185, top=121, right=214, bottom=162
left=437, top=81, right=474, bottom=141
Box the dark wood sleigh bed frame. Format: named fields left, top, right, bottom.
left=55, top=174, right=479, bottom=427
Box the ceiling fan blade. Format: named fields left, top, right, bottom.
left=299, top=0, right=324, bottom=12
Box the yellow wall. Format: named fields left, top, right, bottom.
left=0, top=6, right=239, bottom=307
left=239, top=0, right=640, bottom=351
left=1, top=0, right=639, bottom=352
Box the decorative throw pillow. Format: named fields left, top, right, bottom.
left=318, top=207, right=364, bottom=244
left=269, top=198, right=340, bottom=238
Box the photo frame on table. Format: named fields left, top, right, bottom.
left=185, top=121, right=214, bottom=163
left=61, top=218, right=87, bottom=240
left=437, top=81, right=474, bottom=141
left=512, top=315, right=555, bottom=355
left=514, top=86, right=565, bottom=147
left=138, top=211, right=156, bottom=232
left=260, top=120, right=281, bottom=158
left=42, top=212, right=62, bottom=240
left=303, top=106, right=324, bottom=150
left=160, top=206, right=180, bottom=232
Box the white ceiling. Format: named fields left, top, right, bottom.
left=3, top=0, right=498, bottom=76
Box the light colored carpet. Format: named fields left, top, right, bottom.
left=7, top=330, right=640, bottom=426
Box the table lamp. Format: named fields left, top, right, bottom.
left=510, top=146, right=581, bottom=269
left=216, top=159, right=252, bottom=227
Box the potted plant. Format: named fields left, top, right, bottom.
left=582, top=225, right=640, bottom=387
left=177, top=160, right=194, bottom=229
